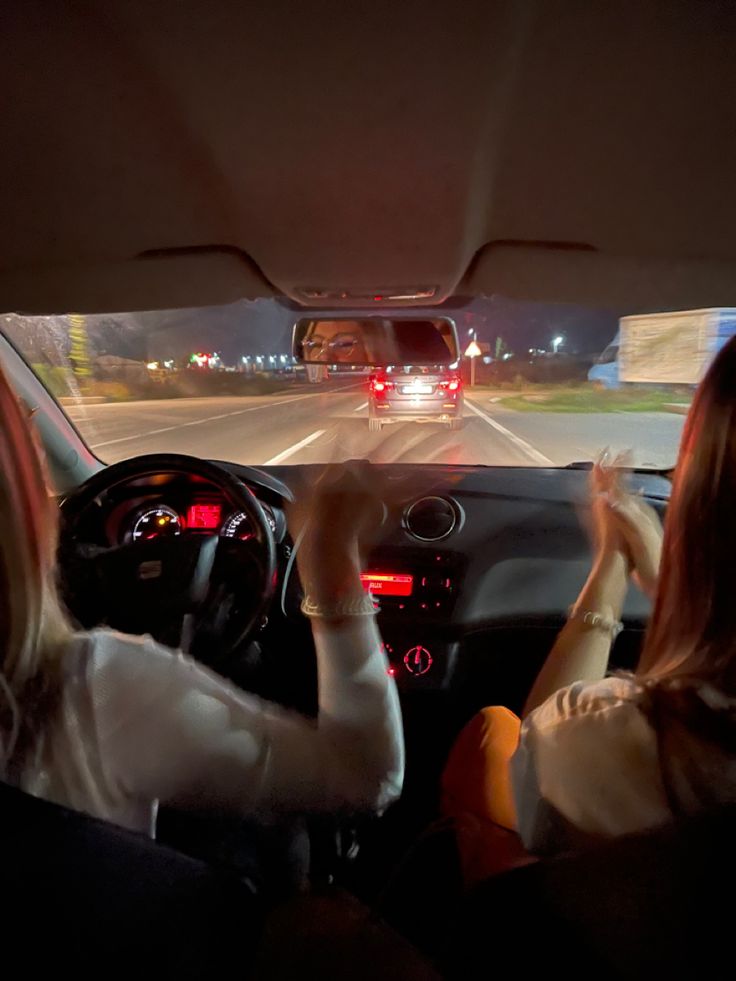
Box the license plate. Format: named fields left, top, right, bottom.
left=401, top=384, right=432, bottom=394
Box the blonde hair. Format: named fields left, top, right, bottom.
left=638, top=335, right=736, bottom=692
left=0, top=361, right=72, bottom=775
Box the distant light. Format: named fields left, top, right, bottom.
left=146, top=361, right=159, bottom=370
left=552, top=335, right=564, bottom=353
left=280, top=355, right=287, bottom=363
left=503, top=352, right=513, bottom=360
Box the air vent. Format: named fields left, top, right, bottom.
left=404, top=496, right=462, bottom=542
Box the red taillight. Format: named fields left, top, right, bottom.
left=440, top=377, right=461, bottom=392
left=371, top=378, right=392, bottom=393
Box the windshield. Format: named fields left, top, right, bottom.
left=2, top=297, right=700, bottom=469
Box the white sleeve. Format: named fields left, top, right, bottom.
left=86, top=620, right=404, bottom=816
left=510, top=677, right=668, bottom=854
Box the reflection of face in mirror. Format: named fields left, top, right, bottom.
left=302, top=321, right=370, bottom=363
left=296, top=317, right=459, bottom=366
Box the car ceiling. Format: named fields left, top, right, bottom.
left=1, top=0, right=735, bottom=315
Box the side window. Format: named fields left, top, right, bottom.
left=597, top=344, right=619, bottom=365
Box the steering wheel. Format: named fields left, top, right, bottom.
left=59, top=454, right=277, bottom=661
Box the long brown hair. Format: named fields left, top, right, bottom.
left=638, top=335, right=736, bottom=691
left=0, top=362, right=72, bottom=775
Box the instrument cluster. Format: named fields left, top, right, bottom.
left=120, top=498, right=280, bottom=545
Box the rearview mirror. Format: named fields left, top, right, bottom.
left=292, top=317, right=459, bottom=367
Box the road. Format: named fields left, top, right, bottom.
left=66, top=382, right=684, bottom=470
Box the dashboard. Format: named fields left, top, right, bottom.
left=274, top=462, right=668, bottom=696
left=58, top=458, right=670, bottom=876
left=63, top=460, right=670, bottom=703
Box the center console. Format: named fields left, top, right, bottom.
left=362, top=547, right=465, bottom=689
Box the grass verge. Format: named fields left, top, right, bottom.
left=499, top=386, right=692, bottom=413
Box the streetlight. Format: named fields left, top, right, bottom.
left=552, top=335, right=564, bottom=354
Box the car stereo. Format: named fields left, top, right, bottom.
left=361, top=548, right=463, bottom=618
left=359, top=572, right=414, bottom=597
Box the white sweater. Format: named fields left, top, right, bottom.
left=512, top=674, right=736, bottom=854
left=18, top=619, right=404, bottom=835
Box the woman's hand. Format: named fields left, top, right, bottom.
left=591, top=450, right=663, bottom=598
left=589, top=452, right=628, bottom=562
left=606, top=493, right=663, bottom=599
left=287, top=462, right=395, bottom=605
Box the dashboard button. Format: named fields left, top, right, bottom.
left=403, top=646, right=433, bottom=676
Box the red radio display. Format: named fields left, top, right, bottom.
left=187, top=503, right=222, bottom=530
left=360, top=572, right=414, bottom=597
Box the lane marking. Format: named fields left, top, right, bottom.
left=465, top=399, right=553, bottom=465
left=88, top=387, right=358, bottom=449
left=354, top=401, right=369, bottom=411
left=264, top=429, right=326, bottom=465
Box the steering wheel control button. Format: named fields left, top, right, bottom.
left=403, top=645, right=433, bottom=676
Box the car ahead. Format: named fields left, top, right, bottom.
left=368, top=366, right=463, bottom=431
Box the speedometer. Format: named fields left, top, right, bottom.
left=221, top=506, right=276, bottom=541
left=132, top=506, right=182, bottom=541
left=220, top=511, right=254, bottom=541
